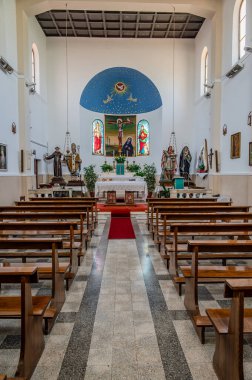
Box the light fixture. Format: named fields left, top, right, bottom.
left=168, top=6, right=177, bottom=157
left=204, top=82, right=214, bottom=89
left=244, top=46, right=252, bottom=53
left=204, top=91, right=211, bottom=99
left=226, top=63, right=244, bottom=78
left=25, top=81, right=36, bottom=94
left=0, top=56, right=14, bottom=74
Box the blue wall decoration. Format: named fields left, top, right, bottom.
left=80, top=67, right=162, bottom=114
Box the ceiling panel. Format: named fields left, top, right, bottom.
left=36, top=10, right=205, bottom=39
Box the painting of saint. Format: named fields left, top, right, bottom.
left=92, top=119, right=104, bottom=155
left=0, top=144, right=7, bottom=171
left=105, top=115, right=136, bottom=156
left=137, top=120, right=149, bottom=156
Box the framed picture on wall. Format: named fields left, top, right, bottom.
left=249, top=142, right=252, bottom=166
left=0, top=144, right=7, bottom=171
left=230, top=132, right=241, bottom=159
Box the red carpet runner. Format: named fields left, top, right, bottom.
left=108, top=211, right=136, bottom=239
left=98, top=203, right=147, bottom=212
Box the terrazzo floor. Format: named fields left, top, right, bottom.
left=0, top=212, right=252, bottom=379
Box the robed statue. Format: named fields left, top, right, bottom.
left=179, top=146, right=192, bottom=179
left=44, top=146, right=65, bottom=185
left=65, top=143, right=82, bottom=176
left=160, top=146, right=177, bottom=182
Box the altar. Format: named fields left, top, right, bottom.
left=95, top=174, right=147, bottom=199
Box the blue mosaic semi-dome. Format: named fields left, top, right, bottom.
left=80, top=67, right=162, bottom=114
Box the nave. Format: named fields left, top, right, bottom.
left=1, top=212, right=252, bottom=380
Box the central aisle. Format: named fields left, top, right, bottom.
left=26, top=213, right=234, bottom=380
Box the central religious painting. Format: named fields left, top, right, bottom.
left=105, top=115, right=136, bottom=157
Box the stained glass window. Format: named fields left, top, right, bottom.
left=92, top=119, right=104, bottom=155
left=137, top=120, right=150, bottom=156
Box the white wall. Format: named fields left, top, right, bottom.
left=220, top=0, right=252, bottom=174
left=46, top=37, right=195, bottom=174
left=193, top=19, right=213, bottom=172
left=0, top=0, right=19, bottom=176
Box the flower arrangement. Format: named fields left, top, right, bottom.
left=115, top=156, right=126, bottom=164
left=101, top=162, right=113, bottom=173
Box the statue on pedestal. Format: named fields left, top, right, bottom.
left=179, top=146, right=192, bottom=179
left=160, top=146, right=177, bottom=182
left=44, top=146, right=66, bottom=185
left=65, top=143, right=82, bottom=176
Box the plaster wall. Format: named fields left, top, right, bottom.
left=46, top=38, right=195, bottom=174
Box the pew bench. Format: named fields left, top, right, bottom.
left=0, top=212, right=88, bottom=264
left=157, top=212, right=252, bottom=252
left=179, top=240, right=252, bottom=342
left=150, top=203, right=236, bottom=242
left=0, top=266, right=50, bottom=379
left=163, top=222, right=252, bottom=275
left=0, top=237, right=65, bottom=333
left=206, top=279, right=252, bottom=380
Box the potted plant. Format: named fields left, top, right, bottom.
left=142, top=163, right=156, bottom=197
left=83, top=165, right=98, bottom=197
left=115, top=156, right=126, bottom=175
left=101, top=162, right=113, bottom=173
left=127, top=163, right=141, bottom=174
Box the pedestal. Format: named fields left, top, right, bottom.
left=116, top=164, right=125, bottom=175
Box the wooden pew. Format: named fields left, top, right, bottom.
left=0, top=212, right=87, bottom=263
left=0, top=204, right=94, bottom=235
left=180, top=240, right=252, bottom=343
left=147, top=199, right=229, bottom=231
left=16, top=198, right=98, bottom=228
left=156, top=211, right=252, bottom=252
left=0, top=237, right=66, bottom=333
left=0, top=221, right=79, bottom=278
left=206, top=279, right=252, bottom=380
left=165, top=222, right=252, bottom=276
left=152, top=205, right=250, bottom=244
left=0, top=266, right=50, bottom=379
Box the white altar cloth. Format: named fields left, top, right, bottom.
left=95, top=180, right=147, bottom=197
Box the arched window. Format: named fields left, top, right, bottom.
left=200, top=47, right=208, bottom=96
left=92, top=119, right=104, bottom=155
left=233, top=0, right=246, bottom=63
left=239, top=0, right=246, bottom=59
left=31, top=43, right=40, bottom=93
left=137, top=120, right=149, bottom=156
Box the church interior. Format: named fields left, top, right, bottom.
left=0, top=0, right=252, bottom=379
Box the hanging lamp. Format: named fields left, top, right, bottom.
left=63, top=3, right=71, bottom=158
left=168, top=6, right=177, bottom=156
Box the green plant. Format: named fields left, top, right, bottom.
left=142, top=163, right=156, bottom=193
left=127, top=163, right=141, bottom=173
left=83, top=165, right=98, bottom=193
left=101, top=162, right=113, bottom=173
left=115, top=156, right=126, bottom=164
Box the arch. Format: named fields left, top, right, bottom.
left=31, top=43, right=40, bottom=93
left=200, top=47, right=208, bottom=96
left=80, top=67, right=162, bottom=114
left=232, top=0, right=246, bottom=63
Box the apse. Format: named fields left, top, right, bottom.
left=80, top=66, right=162, bottom=114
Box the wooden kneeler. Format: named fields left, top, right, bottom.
left=0, top=267, right=50, bottom=379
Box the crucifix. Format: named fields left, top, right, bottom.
left=208, top=148, right=214, bottom=169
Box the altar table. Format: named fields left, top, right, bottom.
left=95, top=180, right=147, bottom=198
